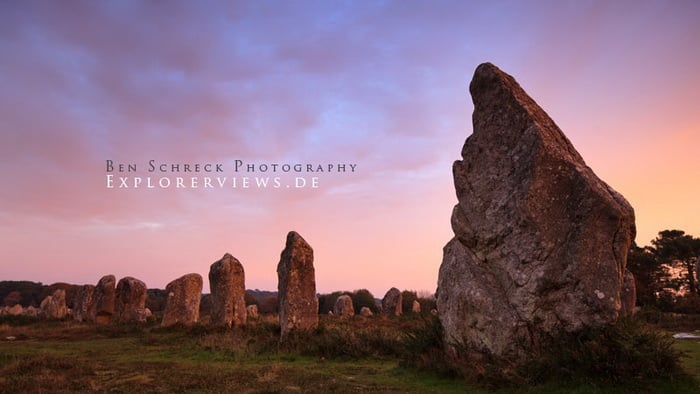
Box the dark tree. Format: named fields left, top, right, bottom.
left=350, top=289, right=377, bottom=314
left=627, top=242, right=668, bottom=306
left=651, top=230, right=700, bottom=294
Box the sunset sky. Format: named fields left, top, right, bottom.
left=1, top=1, right=698, bottom=296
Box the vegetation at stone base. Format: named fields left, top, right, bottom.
left=2, top=314, right=700, bottom=393
left=401, top=315, right=699, bottom=392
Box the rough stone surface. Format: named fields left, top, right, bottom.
left=277, top=231, right=319, bottom=338
left=115, top=277, right=148, bottom=323
left=73, top=285, right=95, bottom=322
left=162, top=273, right=203, bottom=327
left=40, top=289, right=68, bottom=319
left=360, top=306, right=373, bottom=317
left=209, top=253, right=247, bottom=328
left=381, top=288, right=402, bottom=316
left=247, top=304, right=259, bottom=319
left=333, top=294, right=355, bottom=317
left=436, top=63, right=636, bottom=358
left=92, top=275, right=116, bottom=324
left=620, top=269, right=637, bottom=317
left=412, top=300, right=421, bottom=314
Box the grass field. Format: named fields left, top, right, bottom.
left=1, top=315, right=699, bottom=393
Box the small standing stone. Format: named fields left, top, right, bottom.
left=40, top=289, right=68, bottom=319
left=209, top=253, right=247, bottom=328
left=161, top=273, right=203, bottom=327
left=382, top=288, right=403, bottom=316
left=360, top=306, right=373, bottom=317
left=73, top=285, right=95, bottom=322
left=115, top=277, right=148, bottom=323
left=92, top=275, right=116, bottom=324
left=277, top=231, right=319, bottom=339
left=333, top=294, right=355, bottom=317
left=412, top=300, right=421, bottom=314
left=246, top=304, right=259, bottom=319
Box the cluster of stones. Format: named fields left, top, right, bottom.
left=8, top=230, right=437, bottom=342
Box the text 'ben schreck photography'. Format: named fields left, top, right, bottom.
left=105, top=160, right=358, bottom=190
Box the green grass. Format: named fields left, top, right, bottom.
left=0, top=315, right=699, bottom=393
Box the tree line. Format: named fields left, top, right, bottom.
left=628, top=229, right=700, bottom=313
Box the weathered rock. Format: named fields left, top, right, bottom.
left=209, top=253, right=247, bottom=328
left=161, top=273, right=202, bottom=327
left=381, top=288, right=402, bottom=316
left=25, top=305, right=38, bottom=317
left=436, top=63, right=636, bottom=358
left=40, top=289, right=68, bottom=319
left=277, top=231, right=319, bottom=339
left=247, top=304, right=259, bottom=319
left=333, top=294, right=355, bottom=317
left=92, top=275, right=116, bottom=324
left=360, top=306, right=373, bottom=317
left=115, top=277, right=148, bottom=323
left=430, top=309, right=438, bottom=316
left=7, top=304, right=23, bottom=316
left=620, top=270, right=637, bottom=317
left=73, top=285, right=95, bottom=322
left=412, top=300, right=421, bottom=314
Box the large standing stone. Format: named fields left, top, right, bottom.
left=115, top=277, right=148, bottom=323
left=436, top=63, right=636, bottom=358
left=277, top=231, right=319, bottom=339
left=162, top=273, right=202, bottom=327
left=92, top=275, right=116, bottom=324
left=381, top=288, right=402, bottom=316
left=333, top=294, right=355, bottom=317
left=40, top=289, right=68, bottom=319
left=73, top=284, right=95, bottom=322
left=620, top=269, right=637, bottom=317
left=208, top=253, right=247, bottom=328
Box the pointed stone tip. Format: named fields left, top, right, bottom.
left=470, top=62, right=518, bottom=96
left=286, top=230, right=304, bottom=243
left=222, top=252, right=234, bottom=260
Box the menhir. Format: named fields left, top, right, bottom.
left=436, top=63, right=636, bottom=358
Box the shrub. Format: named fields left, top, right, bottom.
left=401, top=316, right=690, bottom=389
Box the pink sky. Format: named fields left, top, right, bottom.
left=1, top=1, right=698, bottom=296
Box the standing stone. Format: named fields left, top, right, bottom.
left=382, top=288, right=402, bottom=316
left=92, top=275, right=116, bottom=324
left=162, top=273, right=202, bottom=327
left=7, top=304, right=23, bottom=316
left=115, top=277, right=148, bottom=323
left=40, top=289, right=68, bottom=319
left=73, top=285, right=95, bottom=322
left=246, top=304, right=259, bottom=319
left=412, top=300, right=421, bottom=314
left=333, top=294, right=355, bottom=317
left=620, top=270, right=637, bottom=317
left=209, top=253, right=247, bottom=328
left=436, top=63, right=636, bottom=358
left=277, top=231, right=319, bottom=339
left=25, top=305, right=38, bottom=317
left=360, top=306, right=373, bottom=317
